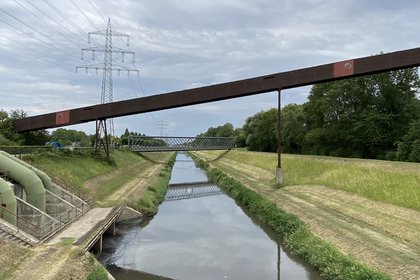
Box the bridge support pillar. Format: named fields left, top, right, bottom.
left=92, top=235, right=103, bottom=253
left=276, top=167, right=283, bottom=185
left=105, top=221, right=115, bottom=236
left=276, top=89, right=283, bottom=186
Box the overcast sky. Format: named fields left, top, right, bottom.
left=1, top=0, right=420, bottom=137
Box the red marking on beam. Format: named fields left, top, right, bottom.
left=334, top=59, right=354, bottom=77
left=55, top=111, right=69, bottom=125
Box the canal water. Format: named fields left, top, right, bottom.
left=99, top=153, right=321, bottom=280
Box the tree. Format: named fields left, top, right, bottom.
left=51, top=128, right=90, bottom=146
left=0, top=109, right=50, bottom=145
left=281, top=104, right=305, bottom=154
left=396, top=119, right=420, bottom=162
left=0, top=109, right=21, bottom=144
left=303, top=68, right=420, bottom=158
left=243, top=109, right=277, bottom=152
left=198, top=123, right=235, bottom=138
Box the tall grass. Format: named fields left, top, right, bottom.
left=222, top=150, right=420, bottom=210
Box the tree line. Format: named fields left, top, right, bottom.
left=0, top=112, right=145, bottom=148
left=199, top=69, right=420, bottom=162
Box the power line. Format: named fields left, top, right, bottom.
left=68, top=0, right=100, bottom=30
left=86, top=0, right=107, bottom=24
left=14, top=0, right=82, bottom=49
left=0, top=16, right=81, bottom=60
left=21, top=0, right=89, bottom=44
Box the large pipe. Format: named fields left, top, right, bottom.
left=0, top=151, right=54, bottom=191
left=0, top=178, right=17, bottom=226
left=0, top=154, right=46, bottom=212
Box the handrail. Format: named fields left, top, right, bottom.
left=0, top=205, right=42, bottom=237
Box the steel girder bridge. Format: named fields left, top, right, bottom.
left=165, top=182, right=223, bottom=202
left=128, top=135, right=235, bottom=152
left=13, top=46, right=420, bottom=183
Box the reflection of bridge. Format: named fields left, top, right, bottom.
left=128, top=136, right=235, bottom=152
left=165, top=182, right=223, bottom=201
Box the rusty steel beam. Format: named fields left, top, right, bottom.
left=13, top=47, right=420, bottom=132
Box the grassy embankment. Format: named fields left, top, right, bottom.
left=210, top=150, right=420, bottom=210
left=26, top=148, right=174, bottom=208
left=192, top=153, right=391, bottom=280
left=136, top=154, right=176, bottom=216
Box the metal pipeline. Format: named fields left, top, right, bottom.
left=0, top=153, right=46, bottom=212
left=0, top=178, right=17, bottom=226
left=0, top=151, right=54, bottom=191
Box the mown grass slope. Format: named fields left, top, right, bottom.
left=220, top=150, right=420, bottom=210
left=25, top=149, right=173, bottom=206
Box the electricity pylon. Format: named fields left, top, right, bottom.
left=77, top=18, right=138, bottom=156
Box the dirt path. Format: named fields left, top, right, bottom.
left=194, top=151, right=420, bottom=280
left=83, top=159, right=154, bottom=198
left=5, top=244, right=92, bottom=280
left=101, top=163, right=164, bottom=206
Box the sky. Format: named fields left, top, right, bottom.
left=1, top=0, right=420, bottom=137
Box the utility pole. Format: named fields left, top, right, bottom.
left=77, top=18, right=138, bottom=156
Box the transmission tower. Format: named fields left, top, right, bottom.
left=77, top=18, right=138, bottom=156
left=156, top=119, right=169, bottom=136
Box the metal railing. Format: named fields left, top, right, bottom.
left=0, top=205, right=81, bottom=242
left=0, top=205, right=42, bottom=241
left=128, top=136, right=235, bottom=152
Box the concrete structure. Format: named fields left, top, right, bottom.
left=0, top=151, right=89, bottom=244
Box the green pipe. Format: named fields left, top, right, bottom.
left=0, top=154, right=46, bottom=212
left=0, top=177, right=17, bottom=226
left=0, top=151, right=54, bottom=191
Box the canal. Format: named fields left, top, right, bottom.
left=99, top=153, right=321, bottom=280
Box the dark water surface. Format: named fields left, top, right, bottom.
left=99, top=153, right=321, bottom=280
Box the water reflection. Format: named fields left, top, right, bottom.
left=99, top=154, right=320, bottom=280
left=165, top=182, right=223, bottom=201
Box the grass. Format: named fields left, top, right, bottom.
left=25, top=148, right=147, bottom=197
left=192, top=154, right=391, bottom=280
left=135, top=154, right=176, bottom=216
left=86, top=254, right=108, bottom=280
left=94, top=160, right=154, bottom=202
left=217, top=150, right=420, bottom=211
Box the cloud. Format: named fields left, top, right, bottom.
left=1, top=0, right=420, bottom=136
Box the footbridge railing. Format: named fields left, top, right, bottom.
left=128, top=136, right=235, bottom=152
left=165, top=181, right=223, bottom=201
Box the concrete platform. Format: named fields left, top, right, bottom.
left=46, top=207, right=117, bottom=245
